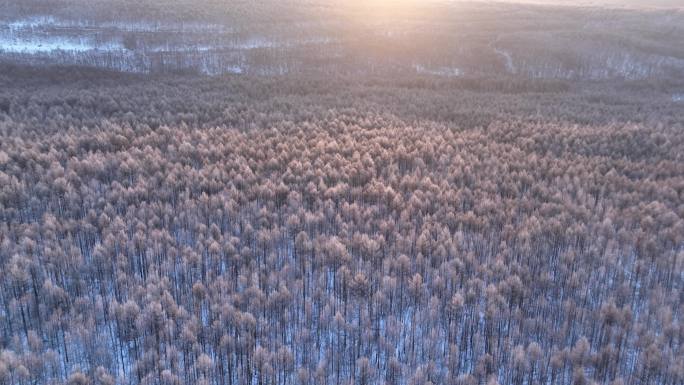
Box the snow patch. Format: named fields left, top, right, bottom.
left=0, top=36, right=122, bottom=53
left=232, top=37, right=333, bottom=50
left=225, top=65, right=244, bottom=74
left=4, top=17, right=231, bottom=33
left=7, top=16, right=58, bottom=30
left=414, top=64, right=462, bottom=77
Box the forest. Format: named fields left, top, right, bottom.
left=0, top=63, right=682, bottom=385
left=1, top=0, right=684, bottom=78
left=1, top=1, right=683, bottom=385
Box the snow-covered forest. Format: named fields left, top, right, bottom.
left=0, top=1, right=683, bottom=385
left=0, top=64, right=682, bottom=385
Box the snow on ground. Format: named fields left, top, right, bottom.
left=4, top=16, right=231, bottom=33
left=414, top=64, right=462, bottom=77
left=0, top=36, right=122, bottom=53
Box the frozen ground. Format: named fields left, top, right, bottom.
left=414, top=64, right=462, bottom=77
left=1, top=13, right=683, bottom=79
left=0, top=36, right=122, bottom=54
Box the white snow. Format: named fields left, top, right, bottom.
left=0, top=37, right=122, bottom=53
left=414, top=64, right=462, bottom=77
left=233, top=37, right=278, bottom=49
left=146, top=44, right=216, bottom=53
left=232, top=37, right=333, bottom=50
left=225, top=65, right=244, bottom=74
left=673, top=93, right=684, bottom=102
left=7, top=16, right=58, bottom=30
left=4, top=17, right=231, bottom=33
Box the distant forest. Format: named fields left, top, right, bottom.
left=2, top=0, right=684, bottom=79
left=0, top=64, right=681, bottom=385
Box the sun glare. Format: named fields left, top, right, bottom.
left=346, top=0, right=426, bottom=23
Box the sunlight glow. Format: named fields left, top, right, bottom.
left=343, top=0, right=429, bottom=23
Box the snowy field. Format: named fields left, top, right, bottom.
left=1, top=6, right=683, bottom=79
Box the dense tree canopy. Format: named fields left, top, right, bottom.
left=0, top=68, right=682, bottom=385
